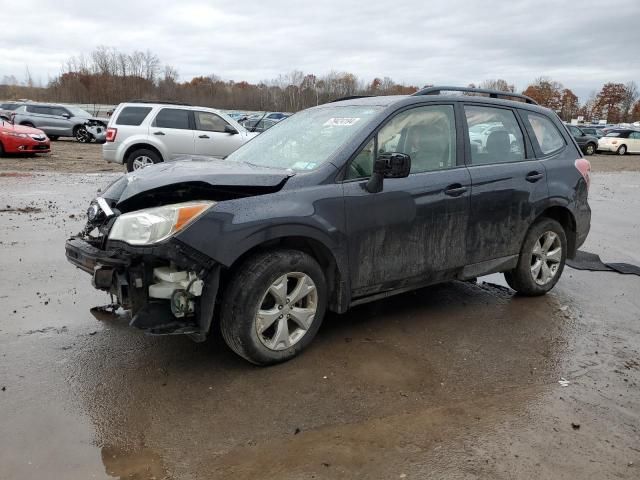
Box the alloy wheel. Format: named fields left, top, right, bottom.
left=530, top=231, right=562, bottom=286
left=255, top=272, right=318, bottom=351
left=76, top=127, right=91, bottom=143
left=132, top=156, right=155, bottom=170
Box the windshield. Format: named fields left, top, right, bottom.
left=227, top=105, right=382, bottom=171
left=66, top=106, right=92, bottom=118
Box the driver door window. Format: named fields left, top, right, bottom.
left=347, top=105, right=457, bottom=179
left=195, top=111, right=229, bottom=132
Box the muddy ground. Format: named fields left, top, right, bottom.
left=0, top=147, right=639, bottom=479
left=0, top=138, right=639, bottom=173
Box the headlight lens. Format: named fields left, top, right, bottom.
left=108, top=201, right=214, bottom=245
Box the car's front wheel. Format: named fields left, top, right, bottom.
left=220, top=250, right=327, bottom=365
left=74, top=126, right=92, bottom=143
left=504, top=218, right=567, bottom=296
left=126, top=148, right=161, bottom=172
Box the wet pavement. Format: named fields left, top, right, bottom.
left=1, top=171, right=639, bottom=479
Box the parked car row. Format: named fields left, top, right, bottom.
left=563, top=122, right=640, bottom=156
left=0, top=101, right=108, bottom=143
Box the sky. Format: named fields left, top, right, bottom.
left=1, top=0, right=639, bottom=102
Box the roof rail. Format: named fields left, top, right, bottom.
left=331, top=95, right=372, bottom=103
left=412, top=86, right=538, bottom=105
left=127, top=99, right=191, bottom=106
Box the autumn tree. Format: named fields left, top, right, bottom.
left=522, top=77, right=563, bottom=111
left=594, top=83, right=627, bottom=123
left=630, top=101, right=640, bottom=123
left=621, top=81, right=638, bottom=122
left=558, top=88, right=579, bottom=121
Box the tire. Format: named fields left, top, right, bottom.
left=220, top=249, right=327, bottom=365
left=49, top=135, right=59, bottom=141
left=584, top=143, right=596, bottom=156
left=74, top=126, right=92, bottom=143
left=504, top=218, right=567, bottom=296
left=617, top=145, right=627, bottom=155
left=126, top=148, right=161, bottom=172
left=0, top=141, right=4, bottom=157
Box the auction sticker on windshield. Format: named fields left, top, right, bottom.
left=324, top=117, right=360, bottom=127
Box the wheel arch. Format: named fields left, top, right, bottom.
left=220, top=234, right=349, bottom=314
left=124, top=143, right=164, bottom=164
left=536, top=205, right=577, bottom=257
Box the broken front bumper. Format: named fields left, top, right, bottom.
left=65, top=236, right=220, bottom=341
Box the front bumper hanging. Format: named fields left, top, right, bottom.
left=65, top=236, right=219, bottom=341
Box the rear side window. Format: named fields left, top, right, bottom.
left=115, top=106, right=152, bottom=126
left=522, top=111, right=566, bottom=155
left=27, top=105, right=51, bottom=115
left=464, top=105, right=525, bottom=164
left=153, top=108, right=191, bottom=129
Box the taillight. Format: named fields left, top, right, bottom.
left=575, top=158, right=591, bottom=190
left=106, top=127, right=117, bottom=142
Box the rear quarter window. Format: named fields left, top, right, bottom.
left=115, top=106, right=153, bottom=126
left=522, top=111, right=566, bottom=156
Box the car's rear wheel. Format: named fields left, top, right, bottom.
left=504, top=218, right=567, bottom=296
left=584, top=143, right=596, bottom=155
left=74, top=126, right=92, bottom=143
left=49, top=135, right=59, bottom=141
left=617, top=145, right=627, bottom=155
left=220, top=250, right=327, bottom=365
left=126, top=148, right=161, bottom=172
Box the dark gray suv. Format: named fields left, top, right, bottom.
left=66, top=86, right=592, bottom=365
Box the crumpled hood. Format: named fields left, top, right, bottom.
left=101, top=157, right=294, bottom=206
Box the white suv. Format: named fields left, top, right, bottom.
left=103, top=102, right=257, bottom=171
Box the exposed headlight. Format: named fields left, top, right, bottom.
left=108, top=201, right=214, bottom=245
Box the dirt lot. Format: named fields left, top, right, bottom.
left=0, top=149, right=639, bottom=479
left=0, top=138, right=639, bottom=173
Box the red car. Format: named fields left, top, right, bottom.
left=0, top=117, right=50, bottom=156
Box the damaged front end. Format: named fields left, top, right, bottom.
left=65, top=158, right=293, bottom=340
left=65, top=195, right=219, bottom=341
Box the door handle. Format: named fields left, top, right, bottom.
left=526, top=171, right=544, bottom=182
left=153, top=131, right=165, bottom=136
left=198, top=134, right=210, bottom=139
left=444, top=183, right=467, bottom=197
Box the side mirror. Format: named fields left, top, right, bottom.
left=61, top=113, right=71, bottom=119
left=225, top=125, right=239, bottom=135
left=365, top=152, right=411, bottom=193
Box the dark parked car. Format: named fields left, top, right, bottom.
left=66, top=86, right=591, bottom=365
left=566, top=125, right=599, bottom=155
left=576, top=126, right=604, bottom=138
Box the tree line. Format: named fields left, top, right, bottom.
left=1, top=47, right=638, bottom=123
